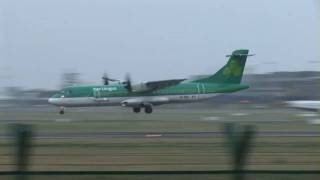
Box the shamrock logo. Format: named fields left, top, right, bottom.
left=223, top=59, right=242, bottom=77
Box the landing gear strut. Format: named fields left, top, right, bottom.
left=144, top=106, right=153, bottom=114
left=59, top=107, right=65, bottom=115
left=133, top=107, right=141, bottom=113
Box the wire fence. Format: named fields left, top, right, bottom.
left=0, top=123, right=319, bottom=180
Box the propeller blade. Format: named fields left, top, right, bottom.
left=102, top=73, right=120, bottom=85
left=125, top=73, right=132, bottom=92
left=102, top=73, right=109, bottom=85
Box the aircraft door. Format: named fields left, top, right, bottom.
left=196, top=84, right=200, bottom=100
left=93, top=89, right=101, bottom=98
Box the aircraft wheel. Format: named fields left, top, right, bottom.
left=133, top=107, right=141, bottom=113
left=59, top=107, right=65, bottom=115
left=144, top=106, right=153, bottom=114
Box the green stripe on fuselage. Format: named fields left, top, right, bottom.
left=55, top=83, right=249, bottom=98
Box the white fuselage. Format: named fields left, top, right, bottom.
left=48, top=93, right=218, bottom=107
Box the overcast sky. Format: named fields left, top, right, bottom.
left=0, top=0, right=319, bottom=89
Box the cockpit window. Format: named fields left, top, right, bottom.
left=57, top=90, right=66, bottom=98
left=58, top=89, right=72, bottom=97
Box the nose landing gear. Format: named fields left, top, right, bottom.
left=59, top=107, right=65, bottom=115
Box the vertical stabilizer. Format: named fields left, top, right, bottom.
left=193, top=49, right=251, bottom=84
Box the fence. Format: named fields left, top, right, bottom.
left=0, top=123, right=319, bottom=180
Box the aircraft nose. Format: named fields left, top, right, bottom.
left=48, top=98, right=54, bottom=104
left=48, top=98, right=58, bottom=105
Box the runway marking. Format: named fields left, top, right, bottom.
left=54, top=118, right=72, bottom=122
left=145, top=134, right=163, bottom=138
left=201, top=116, right=221, bottom=121
left=231, top=113, right=248, bottom=116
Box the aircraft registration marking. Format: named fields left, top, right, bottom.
left=145, top=134, right=163, bottom=138
left=179, top=95, right=197, bottom=99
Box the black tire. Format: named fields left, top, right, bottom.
left=144, top=106, right=153, bottom=114
left=59, top=110, right=65, bottom=115
left=133, top=107, right=141, bottom=113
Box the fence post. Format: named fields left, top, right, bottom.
left=10, top=124, right=33, bottom=180
left=224, top=123, right=255, bottom=180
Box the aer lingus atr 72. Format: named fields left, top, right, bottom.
left=48, top=49, right=253, bottom=114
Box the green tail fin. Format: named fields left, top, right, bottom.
left=193, top=49, right=250, bottom=84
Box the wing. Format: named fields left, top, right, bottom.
left=146, top=79, right=186, bottom=91
left=130, top=79, right=186, bottom=92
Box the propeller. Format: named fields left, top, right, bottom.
left=102, top=73, right=119, bottom=85
left=124, top=73, right=132, bottom=92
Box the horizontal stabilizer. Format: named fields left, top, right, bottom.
left=226, top=54, right=255, bottom=57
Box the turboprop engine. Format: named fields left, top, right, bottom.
left=131, top=83, right=151, bottom=92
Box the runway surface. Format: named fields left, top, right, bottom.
left=0, top=131, right=319, bottom=139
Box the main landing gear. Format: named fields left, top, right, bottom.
left=133, top=107, right=141, bottom=113
left=144, top=106, right=153, bottom=114
left=132, top=105, right=153, bottom=114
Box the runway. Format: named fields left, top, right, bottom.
left=1, top=131, right=319, bottom=139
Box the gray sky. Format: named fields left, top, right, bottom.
left=0, top=0, right=319, bottom=89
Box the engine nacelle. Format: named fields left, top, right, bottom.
left=121, top=99, right=143, bottom=107
left=131, top=83, right=151, bottom=92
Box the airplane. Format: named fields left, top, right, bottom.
left=286, top=100, right=320, bottom=111
left=48, top=49, right=253, bottom=114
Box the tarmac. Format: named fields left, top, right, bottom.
left=1, top=131, right=319, bottom=139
